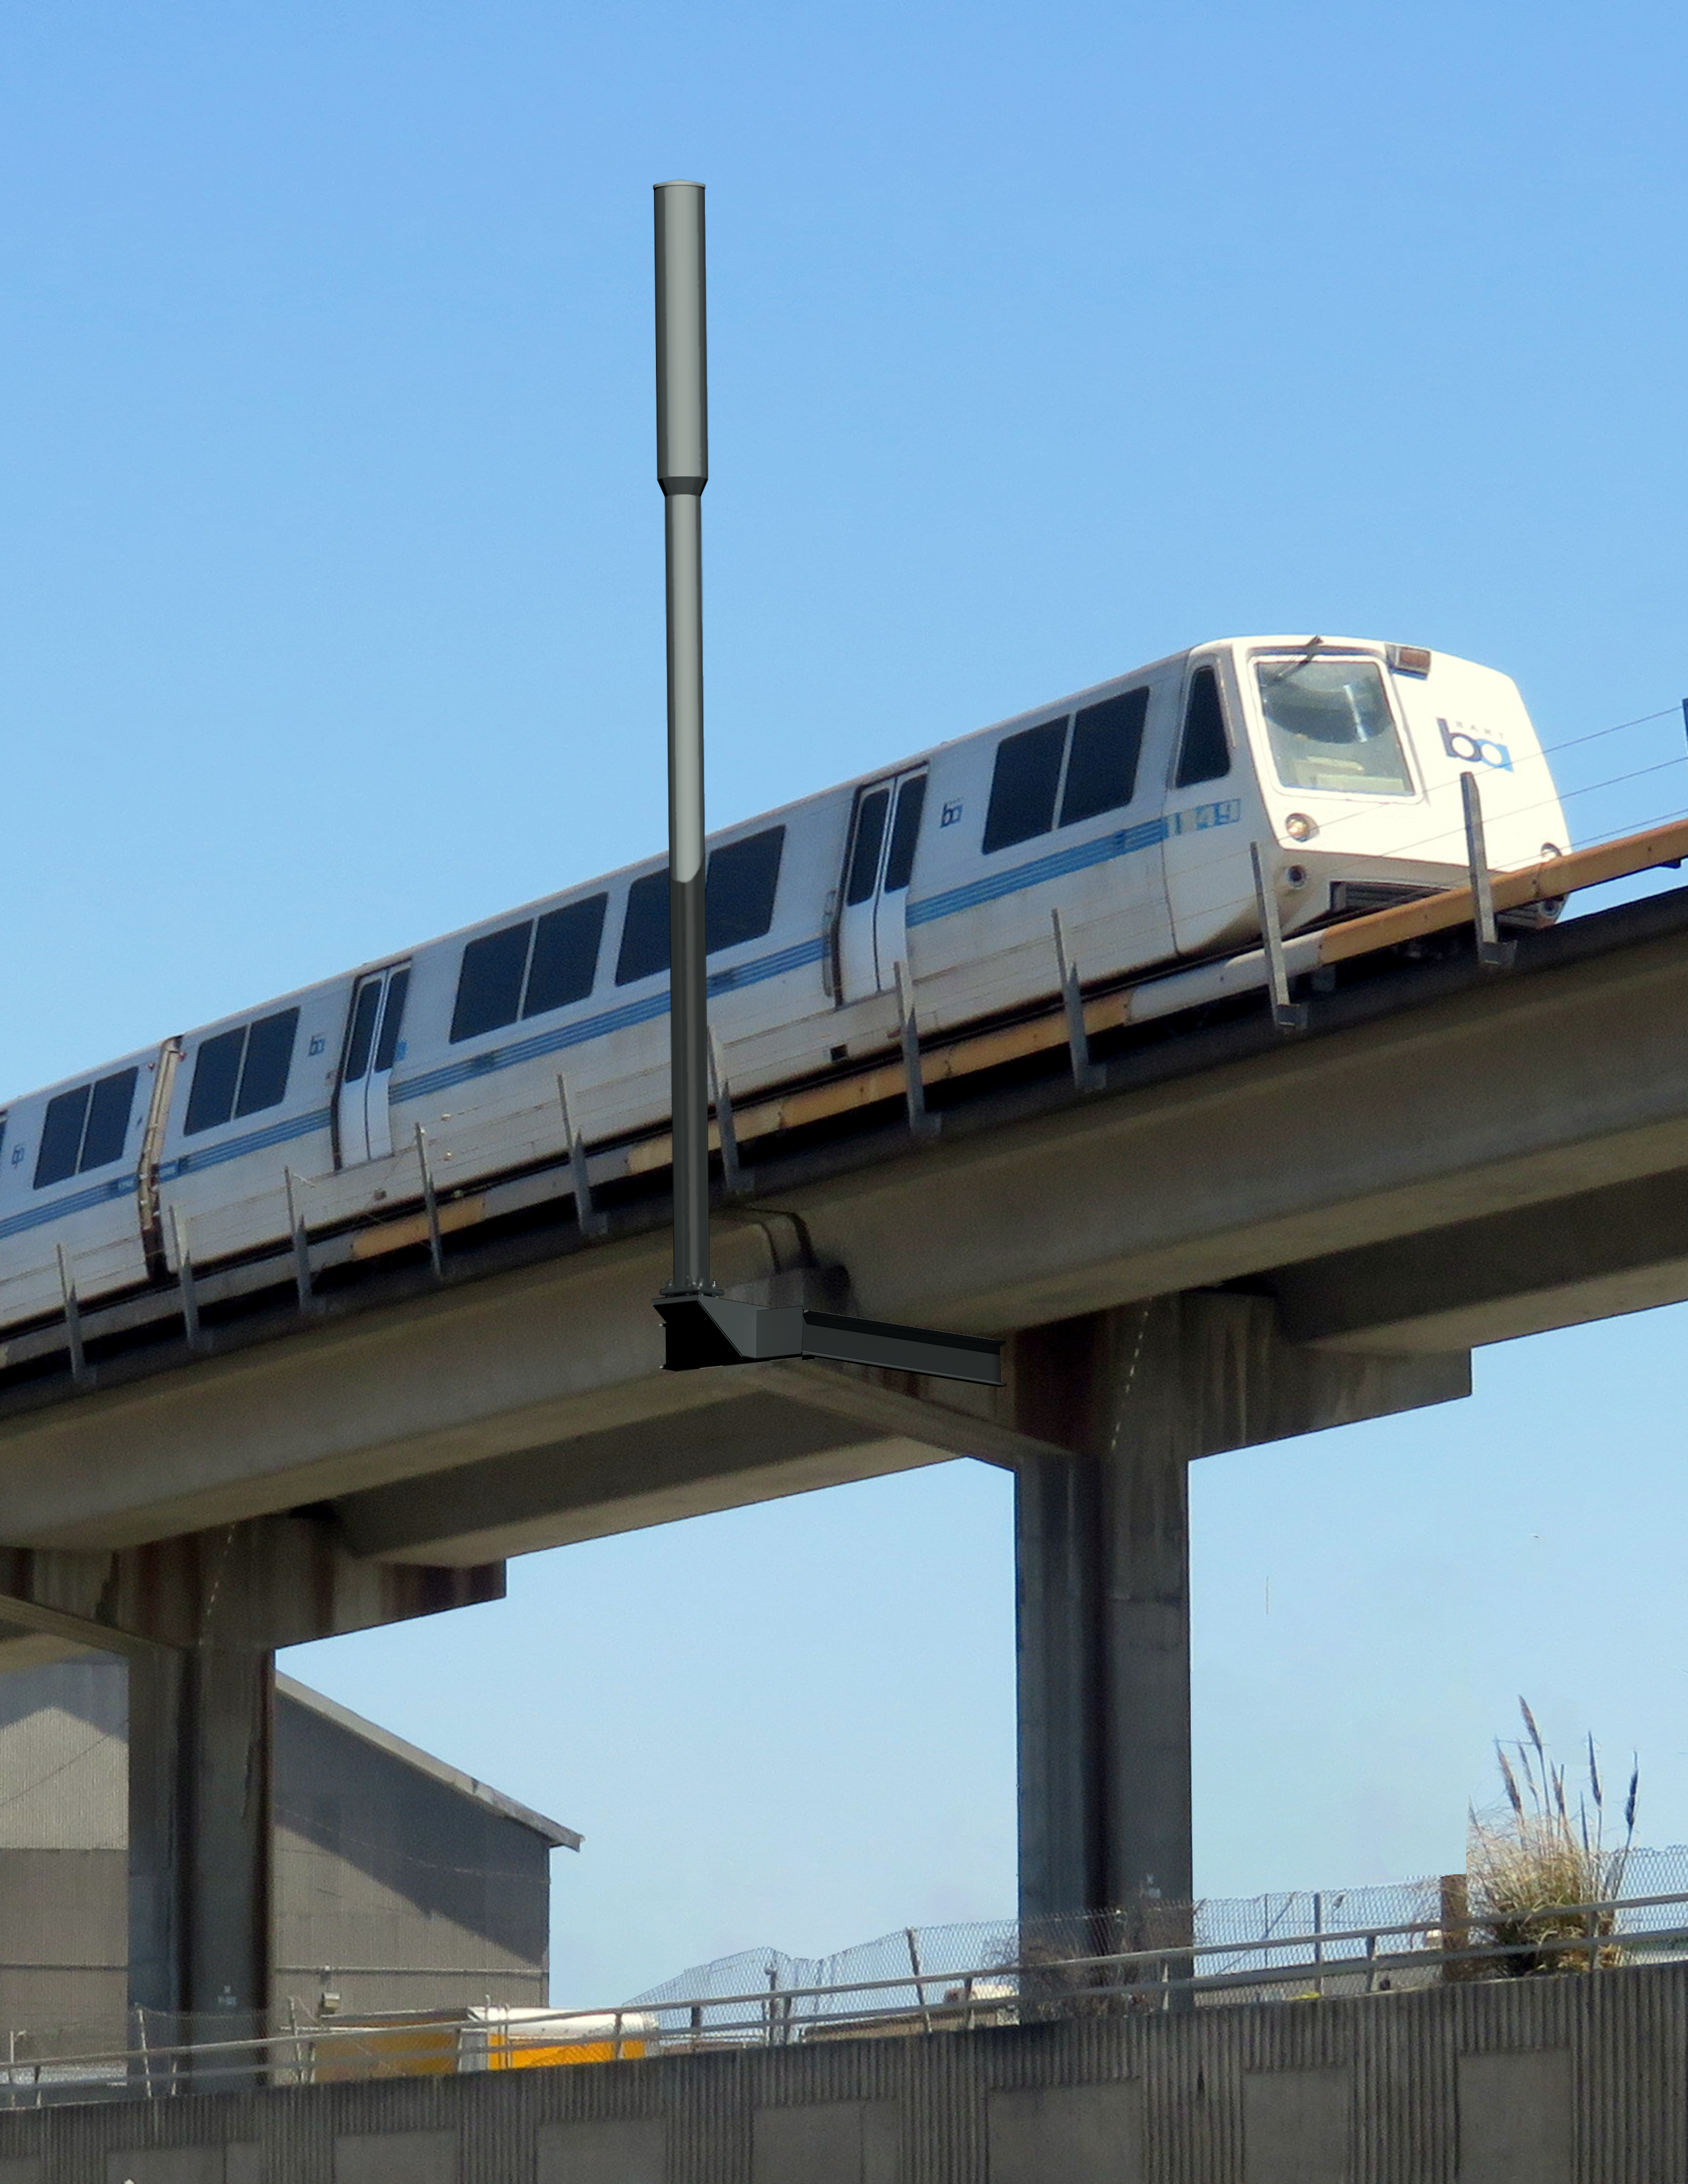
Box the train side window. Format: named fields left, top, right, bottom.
left=1062, top=688, right=1148, bottom=826
left=184, top=1029, right=245, bottom=1135
left=616, top=872, right=671, bottom=985
left=1174, top=667, right=1231, bottom=788
left=187, top=1011, right=301, bottom=1133
left=81, top=1069, right=138, bottom=1171
left=34, top=1087, right=90, bottom=1188
left=845, top=790, right=890, bottom=906
left=707, top=827, right=785, bottom=952
left=35, top=1067, right=138, bottom=1187
left=618, top=829, right=788, bottom=985
left=450, top=923, right=532, bottom=1044
left=983, top=720, right=1066, bottom=852
left=883, top=775, right=927, bottom=891
left=235, top=1009, right=300, bottom=1118
left=524, top=895, right=607, bottom=1019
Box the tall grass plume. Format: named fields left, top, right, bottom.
left=1466, top=1699, right=1638, bottom=1976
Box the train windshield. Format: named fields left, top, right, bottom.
left=1254, top=656, right=1414, bottom=795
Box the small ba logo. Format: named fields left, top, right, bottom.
left=1438, top=717, right=1513, bottom=772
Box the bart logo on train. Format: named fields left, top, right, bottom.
left=1438, top=717, right=1513, bottom=771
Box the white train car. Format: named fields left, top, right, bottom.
left=0, top=635, right=1566, bottom=1334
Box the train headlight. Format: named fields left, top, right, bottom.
left=1284, top=812, right=1317, bottom=842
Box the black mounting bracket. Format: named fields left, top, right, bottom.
left=656, top=1293, right=1002, bottom=1386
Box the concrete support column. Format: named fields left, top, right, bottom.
left=128, top=1645, right=273, bottom=2039
left=1011, top=1293, right=1470, bottom=1924
left=0, top=1516, right=497, bottom=2070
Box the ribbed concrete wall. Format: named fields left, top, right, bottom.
left=0, top=1960, right=1682, bottom=2182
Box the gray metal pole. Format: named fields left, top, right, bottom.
left=655, top=180, right=713, bottom=1297
left=645, top=189, right=1001, bottom=1388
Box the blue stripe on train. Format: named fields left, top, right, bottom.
left=6, top=800, right=1245, bottom=1230
left=389, top=933, right=827, bottom=1108
left=904, top=799, right=1239, bottom=928
left=0, top=1171, right=137, bottom=1244
left=160, top=1106, right=334, bottom=1182
left=906, top=817, right=1168, bottom=927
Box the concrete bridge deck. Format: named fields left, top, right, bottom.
left=1, top=883, right=1686, bottom=1564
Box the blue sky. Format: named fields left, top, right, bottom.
left=5, top=0, right=1688, bottom=2001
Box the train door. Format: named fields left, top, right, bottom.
left=336, top=964, right=410, bottom=1165
left=835, top=769, right=928, bottom=1003
left=1160, top=659, right=1258, bottom=956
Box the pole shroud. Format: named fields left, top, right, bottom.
left=655, top=179, right=713, bottom=1298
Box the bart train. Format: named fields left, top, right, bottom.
left=0, top=635, right=1567, bottom=1335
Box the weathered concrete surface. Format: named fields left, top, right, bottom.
left=0, top=1962, right=1677, bottom=2181
left=128, top=1647, right=273, bottom=2034
left=1011, top=1295, right=1466, bottom=1919
left=0, top=1520, right=503, bottom=2042
left=0, top=1519, right=501, bottom=1653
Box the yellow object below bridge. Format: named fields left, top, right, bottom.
left=309, top=2006, right=651, bottom=2079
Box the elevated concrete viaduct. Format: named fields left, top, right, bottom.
left=5, top=884, right=1688, bottom=2025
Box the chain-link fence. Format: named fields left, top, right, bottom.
left=627, top=1844, right=1688, bottom=2040
left=4, top=1848, right=1688, bottom=2105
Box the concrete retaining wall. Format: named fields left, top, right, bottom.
left=0, top=1960, right=1681, bottom=2182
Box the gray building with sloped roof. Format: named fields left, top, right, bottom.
left=0, top=1656, right=578, bottom=2044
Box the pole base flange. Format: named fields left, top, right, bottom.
left=655, top=1293, right=1002, bottom=1385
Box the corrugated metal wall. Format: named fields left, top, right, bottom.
left=0, top=1958, right=1681, bottom=2182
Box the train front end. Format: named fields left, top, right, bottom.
left=1233, top=637, right=1568, bottom=933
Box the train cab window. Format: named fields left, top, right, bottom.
left=615, top=829, right=787, bottom=984
left=1254, top=656, right=1413, bottom=795
left=1174, top=667, right=1232, bottom=788
left=983, top=720, right=1066, bottom=853
left=883, top=775, right=927, bottom=891
left=34, top=1067, right=139, bottom=1187
left=184, top=1011, right=301, bottom=1136
left=1061, top=688, right=1148, bottom=827
left=451, top=894, right=610, bottom=1042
